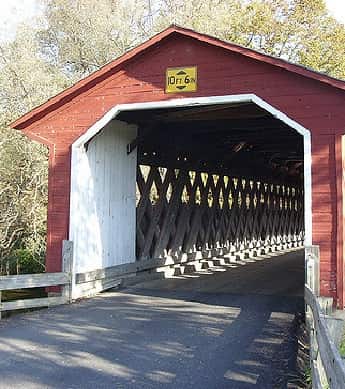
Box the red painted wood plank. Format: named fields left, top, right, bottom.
left=313, top=193, right=334, bottom=213
left=335, top=135, right=344, bottom=307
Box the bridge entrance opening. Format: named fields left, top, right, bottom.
left=118, top=99, right=306, bottom=286
left=118, top=99, right=304, bottom=261
left=71, top=95, right=309, bottom=298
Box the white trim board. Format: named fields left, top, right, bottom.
left=70, top=94, right=312, bottom=277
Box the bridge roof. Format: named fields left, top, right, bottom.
left=11, top=25, right=345, bottom=130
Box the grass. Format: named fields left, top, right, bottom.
left=339, top=332, right=345, bottom=358
left=304, top=366, right=312, bottom=388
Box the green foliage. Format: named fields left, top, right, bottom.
left=6, top=249, right=45, bottom=275
left=304, top=366, right=312, bottom=388
left=0, top=23, right=69, bottom=271
left=339, top=332, right=345, bottom=358
left=0, top=127, right=48, bottom=262
left=304, top=367, right=312, bottom=388
left=155, top=0, right=345, bottom=79
left=0, top=0, right=344, bottom=274
left=40, top=0, right=153, bottom=78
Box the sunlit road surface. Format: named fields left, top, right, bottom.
left=0, top=249, right=304, bottom=388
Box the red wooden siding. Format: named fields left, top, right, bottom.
left=14, top=31, right=345, bottom=304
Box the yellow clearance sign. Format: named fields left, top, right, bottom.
left=166, top=66, right=197, bottom=93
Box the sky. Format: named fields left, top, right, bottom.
left=0, top=0, right=345, bottom=42
left=326, top=0, right=345, bottom=23
left=0, top=0, right=43, bottom=42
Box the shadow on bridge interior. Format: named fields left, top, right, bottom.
left=128, top=248, right=305, bottom=298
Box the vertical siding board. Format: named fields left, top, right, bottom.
left=100, top=127, right=107, bottom=264
left=107, top=126, right=114, bottom=268
left=111, top=122, right=119, bottom=266
left=335, top=135, right=345, bottom=307
left=311, top=133, right=337, bottom=299
left=71, top=120, right=137, bottom=277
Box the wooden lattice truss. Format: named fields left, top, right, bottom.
left=136, top=165, right=304, bottom=261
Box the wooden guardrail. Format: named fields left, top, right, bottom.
left=0, top=241, right=72, bottom=319
left=305, top=285, right=345, bottom=388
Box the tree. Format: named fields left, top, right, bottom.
left=40, top=0, right=153, bottom=78
left=0, top=25, right=68, bottom=273
left=155, top=0, right=345, bottom=79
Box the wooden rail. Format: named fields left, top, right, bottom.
left=0, top=241, right=72, bottom=319
left=305, top=285, right=345, bottom=388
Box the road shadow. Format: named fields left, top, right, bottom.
left=0, top=250, right=305, bottom=388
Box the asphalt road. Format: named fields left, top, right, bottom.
left=0, top=249, right=304, bottom=389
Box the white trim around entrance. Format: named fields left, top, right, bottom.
left=70, top=93, right=312, bottom=256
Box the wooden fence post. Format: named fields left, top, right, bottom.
left=305, top=245, right=320, bottom=296
left=62, top=240, right=73, bottom=303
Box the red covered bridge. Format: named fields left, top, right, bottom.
left=12, top=26, right=345, bottom=306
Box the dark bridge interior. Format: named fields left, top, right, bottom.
left=119, top=103, right=303, bottom=182
left=117, top=102, right=304, bottom=262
